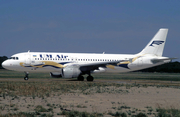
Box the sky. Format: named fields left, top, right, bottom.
left=0, top=0, right=180, bottom=61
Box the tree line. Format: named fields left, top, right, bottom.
left=0, top=56, right=8, bottom=69
left=0, top=56, right=180, bottom=73
left=139, top=61, right=180, bottom=73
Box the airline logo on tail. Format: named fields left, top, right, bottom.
left=149, top=41, right=164, bottom=47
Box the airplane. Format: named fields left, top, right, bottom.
left=2, top=28, right=175, bottom=81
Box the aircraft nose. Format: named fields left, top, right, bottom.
left=2, top=60, right=9, bottom=69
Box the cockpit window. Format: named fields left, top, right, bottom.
left=10, top=57, right=15, bottom=59
left=10, top=57, right=19, bottom=60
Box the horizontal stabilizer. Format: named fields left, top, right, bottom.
left=151, top=57, right=177, bottom=64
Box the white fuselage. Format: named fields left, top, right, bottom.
left=2, top=52, right=170, bottom=74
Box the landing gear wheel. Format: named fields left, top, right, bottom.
left=24, top=76, right=28, bottom=80
left=87, top=75, right=94, bottom=81
left=77, top=75, right=84, bottom=81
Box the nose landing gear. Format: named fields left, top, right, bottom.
left=24, top=72, right=29, bottom=80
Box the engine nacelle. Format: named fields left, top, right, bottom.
left=50, top=72, right=62, bottom=78
left=62, top=65, right=81, bottom=78
left=92, top=67, right=106, bottom=73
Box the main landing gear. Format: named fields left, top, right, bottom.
left=77, top=75, right=84, bottom=81
left=24, top=72, right=29, bottom=80
left=87, top=75, right=94, bottom=81
left=77, top=75, right=94, bottom=81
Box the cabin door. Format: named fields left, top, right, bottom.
left=25, top=53, right=31, bottom=65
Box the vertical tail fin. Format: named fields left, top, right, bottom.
left=138, top=28, right=168, bottom=56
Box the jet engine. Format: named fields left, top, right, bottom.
left=62, top=65, right=81, bottom=78
left=92, top=67, right=106, bottom=73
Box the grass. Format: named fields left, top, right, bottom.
left=58, top=110, right=103, bottom=117
left=0, top=80, right=129, bottom=98
left=0, top=112, right=53, bottom=117
left=1, top=69, right=180, bottom=81
left=94, top=72, right=180, bottom=81
left=156, top=108, right=180, bottom=117
left=3, top=109, right=179, bottom=117
left=0, top=69, right=49, bottom=79
left=34, top=105, right=49, bottom=112
left=108, top=111, right=127, bottom=117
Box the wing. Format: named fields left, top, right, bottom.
left=77, top=60, right=126, bottom=74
